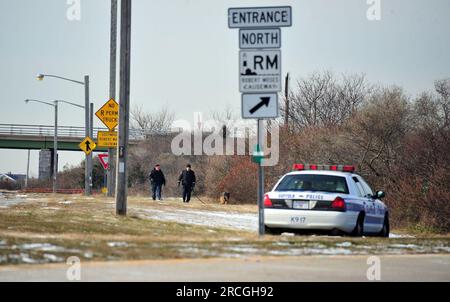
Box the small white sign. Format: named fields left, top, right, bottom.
left=229, top=6, right=292, bottom=28
left=240, top=50, right=281, bottom=93
left=240, top=28, right=281, bottom=49
left=242, top=93, right=278, bottom=119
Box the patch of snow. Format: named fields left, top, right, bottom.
left=281, top=232, right=295, bottom=237
left=59, top=201, right=73, bottom=205
left=273, top=241, right=291, bottom=246
left=432, top=246, right=450, bottom=253
left=19, top=243, right=66, bottom=252
left=138, top=208, right=258, bottom=231
left=0, top=240, right=6, bottom=246
left=107, top=242, right=129, bottom=248
left=0, top=198, right=27, bottom=208
left=43, top=254, right=64, bottom=262
left=389, top=244, right=419, bottom=249
left=84, top=252, right=94, bottom=258
left=389, top=233, right=415, bottom=238
left=304, top=248, right=354, bottom=255
left=19, top=253, right=37, bottom=264
left=43, top=207, right=61, bottom=211
left=336, top=242, right=352, bottom=247
left=226, top=246, right=261, bottom=253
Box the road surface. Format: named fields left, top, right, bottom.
left=0, top=254, right=449, bottom=282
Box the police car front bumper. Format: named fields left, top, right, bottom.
left=264, top=209, right=359, bottom=233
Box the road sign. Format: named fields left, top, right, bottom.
left=97, top=131, right=118, bottom=148
left=79, top=137, right=97, bottom=155
left=240, top=50, right=281, bottom=93
left=239, top=28, right=281, bottom=49
left=98, top=154, right=109, bottom=170
left=242, top=93, right=278, bottom=119
left=95, top=99, right=119, bottom=131
left=228, top=6, right=292, bottom=28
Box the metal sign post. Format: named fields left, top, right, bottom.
left=229, top=5, right=292, bottom=236
left=257, top=119, right=265, bottom=236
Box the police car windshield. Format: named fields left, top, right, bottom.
left=276, top=174, right=349, bottom=194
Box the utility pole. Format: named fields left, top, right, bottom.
left=115, top=0, right=132, bottom=216
left=84, top=75, right=92, bottom=196
left=284, top=73, right=290, bottom=127
left=108, top=0, right=118, bottom=197
left=53, top=101, right=58, bottom=193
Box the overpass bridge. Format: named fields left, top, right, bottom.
left=0, top=124, right=144, bottom=152
left=0, top=124, right=179, bottom=180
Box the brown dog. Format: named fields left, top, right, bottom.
left=219, top=192, right=231, bottom=205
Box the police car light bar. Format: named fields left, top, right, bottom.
left=292, top=164, right=356, bottom=173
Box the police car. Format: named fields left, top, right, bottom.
left=264, top=164, right=389, bottom=237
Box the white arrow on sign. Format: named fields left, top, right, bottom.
left=242, top=93, right=279, bottom=119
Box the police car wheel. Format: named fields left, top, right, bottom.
left=351, top=213, right=364, bottom=237
left=378, top=214, right=390, bottom=238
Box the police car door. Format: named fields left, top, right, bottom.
left=359, top=177, right=385, bottom=233
left=354, top=176, right=378, bottom=233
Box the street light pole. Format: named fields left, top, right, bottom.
left=53, top=101, right=58, bottom=193
left=24, top=99, right=57, bottom=193
left=108, top=0, right=118, bottom=197
left=25, top=99, right=85, bottom=194
left=37, top=73, right=92, bottom=196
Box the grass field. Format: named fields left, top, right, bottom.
left=0, top=192, right=449, bottom=265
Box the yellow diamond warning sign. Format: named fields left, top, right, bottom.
left=79, top=137, right=97, bottom=155
left=97, top=131, right=118, bottom=148
left=96, top=99, right=119, bottom=131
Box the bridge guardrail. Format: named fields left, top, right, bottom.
left=0, top=124, right=181, bottom=141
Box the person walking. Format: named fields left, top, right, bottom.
left=178, top=164, right=196, bottom=203
left=149, top=164, right=166, bottom=201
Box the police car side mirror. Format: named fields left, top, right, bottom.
left=374, top=191, right=385, bottom=199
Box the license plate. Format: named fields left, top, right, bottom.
left=293, top=200, right=309, bottom=209
left=290, top=216, right=306, bottom=224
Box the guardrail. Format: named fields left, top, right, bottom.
left=0, top=124, right=178, bottom=140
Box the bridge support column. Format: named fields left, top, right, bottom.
left=38, top=149, right=52, bottom=180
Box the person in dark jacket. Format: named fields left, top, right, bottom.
left=149, top=164, right=166, bottom=201
left=178, top=164, right=196, bottom=203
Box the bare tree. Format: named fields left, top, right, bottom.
left=209, top=106, right=236, bottom=136
left=282, top=71, right=369, bottom=130
left=346, top=86, right=410, bottom=177
left=131, top=105, right=175, bottom=138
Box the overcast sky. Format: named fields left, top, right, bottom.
left=0, top=0, right=449, bottom=176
